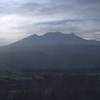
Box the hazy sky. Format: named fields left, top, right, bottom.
left=0, top=0, right=100, bottom=45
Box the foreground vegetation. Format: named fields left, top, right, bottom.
left=0, top=71, right=100, bottom=100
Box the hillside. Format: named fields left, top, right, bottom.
left=0, top=32, right=100, bottom=71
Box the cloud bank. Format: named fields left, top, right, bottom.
left=0, top=0, right=100, bottom=45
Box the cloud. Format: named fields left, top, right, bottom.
left=77, top=0, right=100, bottom=4
left=33, top=19, right=100, bottom=34
left=0, top=0, right=100, bottom=45
left=0, top=15, right=32, bottom=42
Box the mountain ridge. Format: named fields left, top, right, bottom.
left=6, top=32, right=100, bottom=49
left=0, top=32, right=100, bottom=71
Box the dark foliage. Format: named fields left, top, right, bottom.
left=0, top=72, right=100, bottom=100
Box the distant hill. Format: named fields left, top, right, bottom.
left=7, top=32, right=100, bottom=48
left=0, top=32, right=100, bottom=72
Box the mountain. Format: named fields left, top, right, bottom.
left=7, top=32, right=99, bottom=48
left=0, top=32, right=100, bottom=72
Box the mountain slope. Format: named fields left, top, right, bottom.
left=8, top=32, right=100, bottom=48
left=0, top=32, right=100, bottom=71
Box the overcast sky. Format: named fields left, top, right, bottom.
left=0, top=0, right=100, bottom=45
